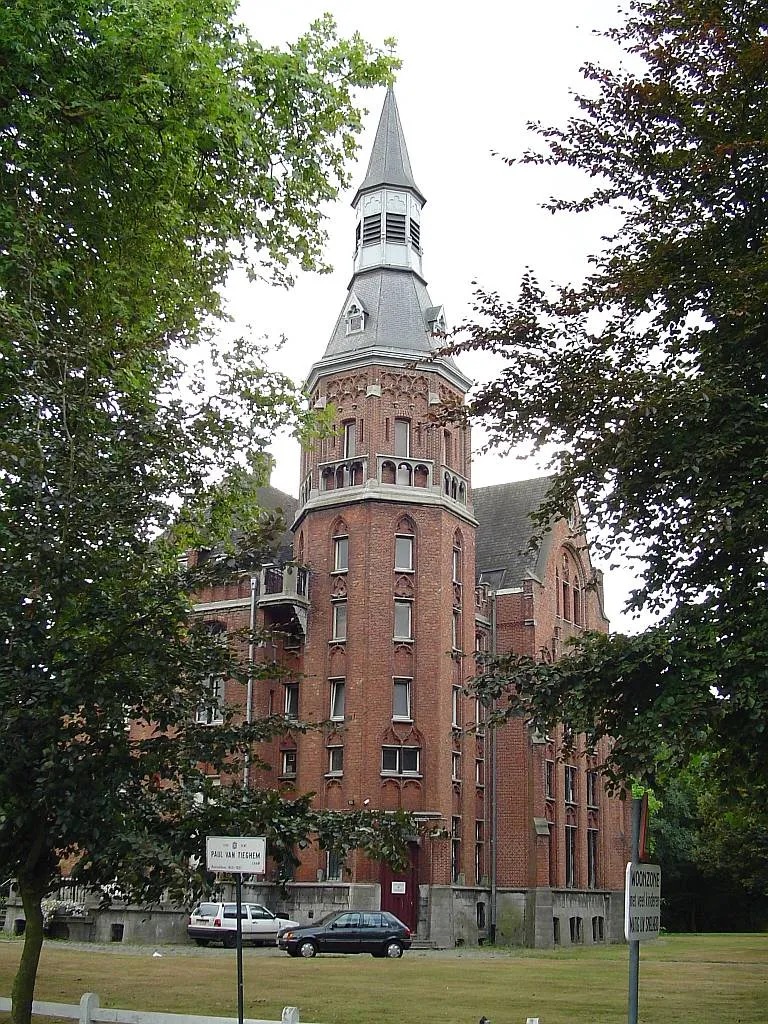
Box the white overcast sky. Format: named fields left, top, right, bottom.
left=229, top=1, right=652, bottom=633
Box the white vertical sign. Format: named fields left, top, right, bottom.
left=624, top=862, right=661, bottom=940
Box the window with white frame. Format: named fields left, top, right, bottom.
left=394, top=418, right=410, bottom=457
left=394, top=599, right=412, bottom=639
left=452, top=608, right=461, bottom=651
left=381, top=745, right=420, bottom=776
left=333, top=535, right=349, bottom=572
left=393, top=677, right=411, bottom=720
left=452, top=685, right=461, bottom=728
left=475, top=697, right=486, bottom=735
left=343, top=421, right=356, bottom=458
left=195, top=675, right=225, bottom=725
left=394, top=534, right=413, bottom=571
left=345, top=303, right=364, bottom=335
left=452, top=544, right=462, bottom=584
left=330, top=678, right=345, bottom=721
left=284, top=683, right=299, bottom=720
left=452, top=750, right=461, bottom=780
left=565, top=764, right=577, bottom=804
left=281, top=749, right=297, bottom=777
left=476, top=758, right=484, bottom=787
left=332, top=601, right=347, bottom=641
left=327, top=746, right=344, bottom=775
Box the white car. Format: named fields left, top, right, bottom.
left=188, top=902, right=300, bottom=947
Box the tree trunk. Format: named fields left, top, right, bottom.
left=10, top=877, right=47, bottom=1024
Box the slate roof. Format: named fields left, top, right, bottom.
left=353, top=88, right=425, bottom=205
left=323, top=268, right=441, bottom=360
left=473, top=476, right=556, bottom=590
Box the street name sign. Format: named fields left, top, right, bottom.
left=624, top=862, right=661, bottom=941
left=206, top=836, right=266, bottom=874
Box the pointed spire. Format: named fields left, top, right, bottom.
left=353, top=88, right=426, bottom=206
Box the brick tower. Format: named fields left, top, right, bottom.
left=289, top=89, right=479, bottom=940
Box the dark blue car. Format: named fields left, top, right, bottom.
left=278, top=910, right=412, bottom=958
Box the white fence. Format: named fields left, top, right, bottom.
left=0, top=993, right=307, bottom=1024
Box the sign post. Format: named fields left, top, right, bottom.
left=206, top=837, right=266, bottom=1024
left=625, top=799, right=661, bottom=1024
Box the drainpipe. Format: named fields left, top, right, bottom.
left=243, top=575, right=258, bottom=790
left=489, top=590, right=498, bottom=944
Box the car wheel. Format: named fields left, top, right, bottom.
left=194, top=939, right=210, bottom=947
left=223, top=933, right=237, bottom=949
left=298, top=940, right=317, bottom=958
left=384, top=941, right=403, bottom=959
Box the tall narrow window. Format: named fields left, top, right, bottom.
left=545, top=760, right=555, bottom=799
left=333, top=536, right=349, bottom=572
left=587, top=828, right=599, bottom=888
left=587, top=769, right=599, bottom=807
left=394, top=600, right=412, bottom=639
left=565, top=824, right=577, bottom=886
left=343, top=421, right=356, bottom=458
left=452, top=685, right=461, bottom=728
left=393, top=677, right=411, bottom=720
left=452, top=545, right=462, bottom=584
left=451, top=817, right=462, bottom=883
left=332, top=601, right=347, bottom=641
left=452, top=608, right=462, bottom=651
left=565, top=765, right=577, bottom=804
left=475, top=697, right=486, bottom=735
left=452, top=751, right=461, bottom=780
left=475, top=821, right=484, bottom=883
left=195, top=675, right=224, bottom=725
left=394, top=535, right=413, bottom=571
left=284, top=683, right=299, bottom=720
left=327, top=850, right=344, bottom=880
left=394, top=418, right=410, bottom=457
left=330, top=679, right=345, bottom=720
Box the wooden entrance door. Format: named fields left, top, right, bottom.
left=379, top=842, right=419, bottom=933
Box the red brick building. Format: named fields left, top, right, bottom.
left=194, top=90, right=631, bottom=948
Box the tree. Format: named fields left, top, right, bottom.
left=453, top=1, right=768, bottom=794
left=0, top=4, right=404, bottom=1022
left=650, top=761, right=768, bottom=930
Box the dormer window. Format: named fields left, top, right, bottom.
left=346, top=302, right=365, bottom=335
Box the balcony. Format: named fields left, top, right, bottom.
left=258, top=564, right=309, bottom=605
left=318, top=457, right=368, bottom=492
left=441, top=468, right=468, bottom=506
left=377, top=455, right=433, bottom=489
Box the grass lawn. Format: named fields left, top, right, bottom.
left=0, top=934, right=766, bottom=1024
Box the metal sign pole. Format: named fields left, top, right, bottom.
left=236, top=873, right=244, bottom=1024
left=628, top=797, right=641, bottom=1024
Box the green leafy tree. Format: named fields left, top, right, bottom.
left=454, top=1, right=768, bottom=795
left=650, top=762, right=768, bottom=930
left=0, top=4, right=404, bottom=1022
